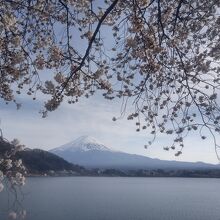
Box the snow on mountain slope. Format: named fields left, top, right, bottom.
left=51, top=135, right=113, bottom=153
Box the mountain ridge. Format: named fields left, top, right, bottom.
left=0, top=139, right=86, bottom=175
left=50, top=136, right=220, bottom=170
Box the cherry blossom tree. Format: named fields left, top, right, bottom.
left=1, top=0, right=220, bottom=155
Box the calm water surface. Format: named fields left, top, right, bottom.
left=1, top=177, right=220, bottom=220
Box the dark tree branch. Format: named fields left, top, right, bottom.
left=59, top=0, right=119, bottom=95
left=172, top=0, right=184, bottom=35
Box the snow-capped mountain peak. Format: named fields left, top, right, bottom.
left=52, top=135, right=112, bottom=152
left=50, top=136, right=220, bottom=170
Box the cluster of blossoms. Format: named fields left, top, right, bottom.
left=0, top=139, right=26, bottom=188
left=1, top=0, right=220, bottom=154
left=0, top=137, right=26, bottom=219
left=8, top=210, right=26, bottom=220
left=110, top=0, right=220, bottom=154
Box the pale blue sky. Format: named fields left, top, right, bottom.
left=0, top=92, right=219, bottom=165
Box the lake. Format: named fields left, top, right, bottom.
left=0, top=177, right=220, bottom=220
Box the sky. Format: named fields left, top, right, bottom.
left=0, top=92, right=219, bottom=165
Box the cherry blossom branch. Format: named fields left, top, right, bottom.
left=59, top=0, right=119, bottom=95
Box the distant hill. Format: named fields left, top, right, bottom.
left=16, top=149, right=86, bottom=175
left=0, top=139, right=86, bottom=175
left=51, top=135, right=220, bottom=170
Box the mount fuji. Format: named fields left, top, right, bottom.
left=51, top=136, right=112, bottom=153
left=50, top=135, right=220, bottom=170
